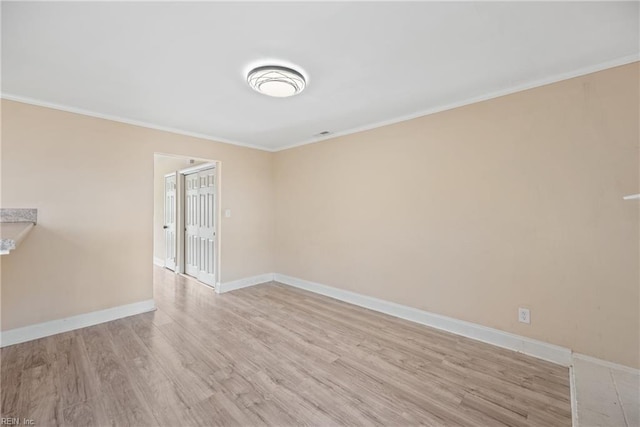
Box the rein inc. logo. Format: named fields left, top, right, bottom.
left=1, top=419, right=34, bottom=426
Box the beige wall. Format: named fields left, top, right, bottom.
left=1, top=63, right=638, bottom=368
left=153, top=155, right=206, bottom=263
left=274, top=63, right=640, bottom=368
left=1, top=100, right=274, bottom=330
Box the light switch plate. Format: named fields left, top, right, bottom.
left=224, top=209, right=231, bottom=218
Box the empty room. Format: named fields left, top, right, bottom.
left=1, top=2, right=638, bottom=426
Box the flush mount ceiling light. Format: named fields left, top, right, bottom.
left=247, top=65, right=306, bottom=98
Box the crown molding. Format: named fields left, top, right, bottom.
left=275, top=54, right=640, bottom=152
left=2, top=54, right=638, bottom=153
left=0, top=93, right=275, bottom=152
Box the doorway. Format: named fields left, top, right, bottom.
left=154, top=154, right=220, bottom=289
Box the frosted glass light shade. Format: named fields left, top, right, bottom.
left=247, top=65, right=306, bottom=98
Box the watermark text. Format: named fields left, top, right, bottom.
left=1, top=418, right=35, bottom=425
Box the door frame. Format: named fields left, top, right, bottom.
left=175, top=161, right=221, bottom=291
left=163, top=172, right=178, bottom=271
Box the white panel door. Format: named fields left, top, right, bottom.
left=184, top=172, right=200, bottom=278
left=196, top=168, right=216, bottom=286
left=164, top=174, right=177, bottom=271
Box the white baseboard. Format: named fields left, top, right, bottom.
left=572, top=352, right=640, bottom=375
left=273, top=273, right=573, bottom=366
left=153, top=257, right=164, bottom=267
left=0, top=299, right=156, bottom=347
left=218, top=273, right=275, bottom=294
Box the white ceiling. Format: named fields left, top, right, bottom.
left=2, top=2, right=638, bottom=151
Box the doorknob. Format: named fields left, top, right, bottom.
left=163, top=225, right=168, bottom=229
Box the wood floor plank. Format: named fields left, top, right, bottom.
left=78, top=324, right=158, bottom=426
left=0, top=267, right=573, bottom=426
left=1, top=343, right=27, bottom=417
left=460, top=391, right=529, bottom=427
left=189, top=391, right=262, bottom=427
left=103, top=319, right=202, bottom=427
left=125, top=313, right=216, bottom=406
left=16, top=338, right=63, bottom=426
left=52, top=331, right=99, bottom=409
left=61, top=398, right=113, bottom=427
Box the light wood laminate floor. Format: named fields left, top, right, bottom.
left=1, top=267, right=572, bottom=426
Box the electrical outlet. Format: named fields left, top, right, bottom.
left=518, top=308, right=531, bottom=324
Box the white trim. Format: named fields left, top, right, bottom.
left=572, top=353, right=640, bottom=375
left=273, top=273, right=573, bottom=366
left=176, top=170, right=186, bottom=275
left=0, top=93, right=272, bottom=152
left=275, top=55, right=640, bottom=152
left=2, top=56, right=637, bottom=154
left=163, top=172, right=178, bottom=273
left=218, top=273, right=275, bottom=294
left=570, top=364, right=579, bottom=427
left=0, top=299, right=156, bottom=347
left=178, top=162, right=217, bottom=175
left=153, top=256, right=165, bottom=267
left=215, top=164, right=223, bottom=284
left=623, top=194, right=640, bottom=200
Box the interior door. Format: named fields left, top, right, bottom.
left=164, top=173, right=177, bottom=271
left=184, top=172, right=199, bottom=278
left=197, top=168, right=216, bottom=286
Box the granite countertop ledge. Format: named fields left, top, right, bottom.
left=0, top=208, right=37, bottom=223
left=0, top=208, right=37, bottom=254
